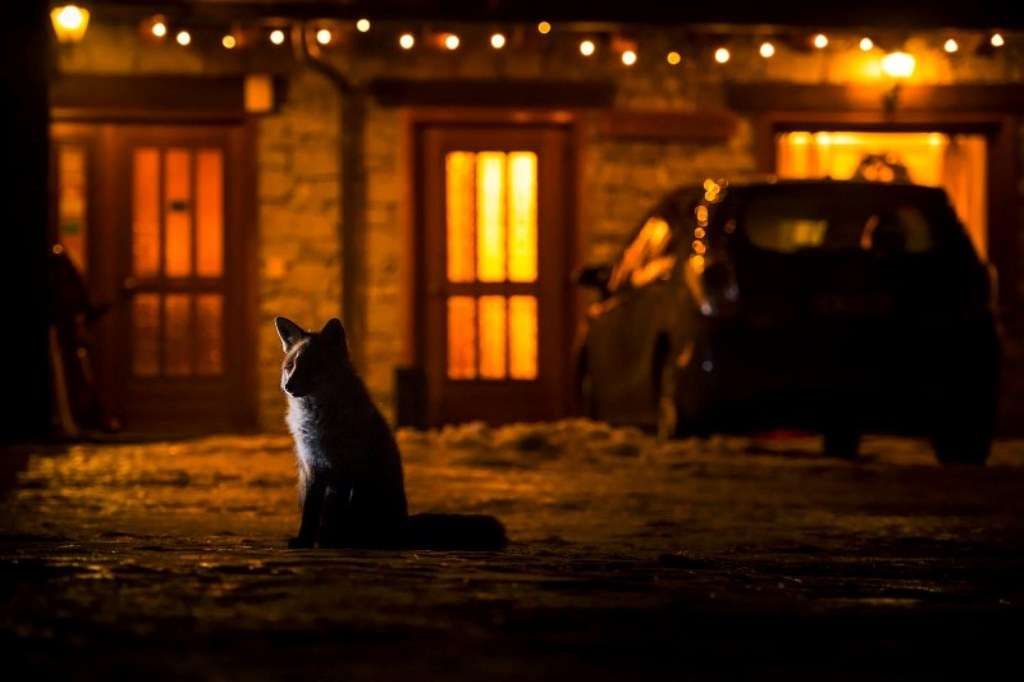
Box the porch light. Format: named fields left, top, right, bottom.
left=490, top=33, right=506, bottom=49
left=666, top=50, right=681, bottom=65
left=175, top=30, right=191, bottom=46
left=859, top=37, right=874, bottom=51
left=537, top=21, right=551, bottom=35
left=621, top=49, right=637, bottom=66
left=714, top=47, right=730, bottom=64
left=759, top=41, right=775, bottom=58
left=221, top=34, right=236, bottom=49
left=990, top=33, right=1004, bottom=48
left=881, top=51, right=916, bottom=79
left=944, top=38, right=959, bottom=53
left=579, top=39, right=595, bottom=56
left=269, top=29, right=285, bottom=45
left=316, top=28, right=332, bottom=45
left=399, top=33, right=415, bottom=49
left=150, top=19, right=167, bottom=39
left=444, top=33, right=460, bottom=50
left=813, top=33, right=829, bottom=49
left=356, top=18, right=371, bottom=33
left=50, top=4, right=90, bottom=43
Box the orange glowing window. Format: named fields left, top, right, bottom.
left=196, top=294, right=224, bottom=375
left=132, top=293, right=160, bottom=377
left=443, top=149, right=540, bottom=381
left=164, top=294, right=192, bottom=375
left=57, top=144, right=87, bottom=273
left=164, top=149, right=193, bottom=277
left=196, top=149, right=224, bottom=277
left=132, top=148, right=161, bottom=278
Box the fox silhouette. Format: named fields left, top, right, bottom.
left=276, top=316, right=506, bottom=550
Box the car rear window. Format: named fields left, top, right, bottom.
left=740, top=187, right=954, bottom=254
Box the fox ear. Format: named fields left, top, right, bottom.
left=320, top=317, right=348, bottom=355
left=275, top=316, right=306, bottom=352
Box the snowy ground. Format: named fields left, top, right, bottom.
left=2, top=421, right=1023, bottom=679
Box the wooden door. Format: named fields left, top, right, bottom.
left=419, top=126, right=572, bottom=425
left=50, top=123, right=254, bottom=432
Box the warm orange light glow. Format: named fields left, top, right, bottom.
left=990, top=33, right=1004, bottom=48
left=509, top=296, right=538, bottom=380
left=478, top=296, right=507, bottom=379
left=196, top=149, right=224, bottom=277
left=666, top=50, right=681, bottom=65
left=813, top=33, right=829, bottom=49
left=445, top=152, right=476, bottom=283
left=444, top=33, right=460, bottom=50
left=221, top=34, right=236, bottom=49
left=56, top=145, right=87, bottom=273
left=881, top=51, right=916, bottom=79
left=175, top=30, right=191, bottom=46
left=132, top=149, right=160, bottom=278
left=944, top=38, right=959, bottom=53
left=151, top=19, right=167, bottom=39
left=164, top=149, right=192, bottom=277
left=759, top=41, right=775, bottom=58
left=356, top=18, right=371, bottom=33
left=621, top=50, right=637, bottom=66
left=447, top=297, right=476, bottom=379
left=714, top=47, right=730, bottom=64
left=316, top=28, right=332, bottom=45
left=859, top=37, right=874, bottom=51
left=537, top=21, right=551, bottom=35
left=51, top=5, right=90, bottom=43
left=490, top=33, right=506, bottom=49
left=269, top=29, right=285, bottom=45
left=508, top=152, right=538, bottom=282
left=476, top=152, right=507, bottom=282
left=580, top=39, right=596, bottom=56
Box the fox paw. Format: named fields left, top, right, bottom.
left=287, top=536, right=314, bottom=549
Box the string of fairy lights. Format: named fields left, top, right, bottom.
left=51, top=5, right=1014, bottom=76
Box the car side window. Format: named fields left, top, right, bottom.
left=608, top=212, right=676, bottom=292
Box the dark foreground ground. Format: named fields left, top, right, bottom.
left=2, top=421, right=1023, bottom=680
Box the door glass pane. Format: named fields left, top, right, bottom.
left=447, top=296, right=476, bottom=379
left=196, top=294, right=223, bottom=375
left=164, top=293, right=192, bottom=376
left=509, top=295, right=538, bottom=380
left=445, top=151, right=476, bottom=283
left=164, top=149, right=192, bottom=277
left=132, top=293, right=159, bottom=377
left=478, top=295, right=507, bottom=379
left=132, top=148, right=160, bottom=278
left=476, top=152, right=506, bottom=282
left=196, top=149, right=224, bottom=277
left=507, top=152, right=538, bottom=282
left=57, top=144, right=87, bottom=274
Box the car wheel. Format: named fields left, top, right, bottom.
left=656, top=359, right=678, bottom=441
left=823, top=430, right=860, bottom=459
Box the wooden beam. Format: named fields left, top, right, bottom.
left=370, top=78, right=615, bottom=108
left=598, top=110, right=738, bottom=143
left=50, top=75, right=248, bottom=121
left=727, top=83, right=1024, bottom=113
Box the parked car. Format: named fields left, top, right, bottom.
left=574, top=179, right=1000, bottom=464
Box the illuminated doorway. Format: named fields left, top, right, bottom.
left=418, top=126, right=572, bottom=424
left=776, top=131, right=987, bottom=257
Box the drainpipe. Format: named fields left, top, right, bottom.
left=294, top=25, right=368, bottom=373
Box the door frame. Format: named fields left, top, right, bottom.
left=50, top=75, right=259, bottom=431
left=404, top=108, right=582, bottom=424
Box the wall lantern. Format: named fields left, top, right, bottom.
left=881, top=51, right=916, bottom=79
left=50, top=4, right=90, bottom=43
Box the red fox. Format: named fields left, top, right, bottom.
left=276, top=316, right=506, bottom=550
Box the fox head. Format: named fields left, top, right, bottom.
left=275, top=316, right=350, bottom=398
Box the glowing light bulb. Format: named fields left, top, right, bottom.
left=51, top=5, right=90, bottom=43
left=269, top=29, right=285, bottom=45
left=759, top=41, right=775, bottom=58
left=399, top=33, right=415, bottom=50
left=813, top=33, right=829, bottom=49
left=621, top=49, right=637, bottom=66
left=152, top=21, right=167, bottom=38
left=316, top=29, right=331, bottom=45
left=714, top=47, right=730, bottom=64
left=666, top=50, right=681, bottom=65
left=175, top=30, right=191, bottom=46
left=991, top=33, right=1004, bottom=48
left=222, top=34, right=236, bottom=49
left=944, top=38, right=959, bottom=53
left=881, top=51, right=916, bottom=79
left=444, top=33, right=460, bottom=50
left=537, top=21, right=551, bottom=35
left=490, top=33, right=506, bottom=49
left=579, top=39, right=595, bottom=56
left=859, top=37, right=874, bottom=51
left=356, top=18, right=371, bottom=33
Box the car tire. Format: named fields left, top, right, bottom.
left=823, top=430, right=860, bottom=459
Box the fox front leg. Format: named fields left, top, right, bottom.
left=289, top=469, right=327, bottom=548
